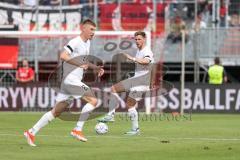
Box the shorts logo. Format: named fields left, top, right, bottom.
left=82, top=85, right=89, bottom=91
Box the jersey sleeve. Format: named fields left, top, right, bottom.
left=143, top=48, right=154, bottom=63
left=63, top=38, right=78, bottom=55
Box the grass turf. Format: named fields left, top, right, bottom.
left=0, top=112, right=240, bottom=160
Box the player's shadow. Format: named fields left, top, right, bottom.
left=48, top=54, right=174, bottom=122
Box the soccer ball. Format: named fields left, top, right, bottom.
left=95, top=122, right=108, bottom=134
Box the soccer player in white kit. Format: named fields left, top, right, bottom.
left=24, top=19, right=104, bottom=146
left=99, top=31, right=154, bottom=135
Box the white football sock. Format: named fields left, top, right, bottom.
left=29, top=111, right=55, bottom=136
left=75, top=103, right=95, bottom=131
left=128, top=105, right=139, bottom=131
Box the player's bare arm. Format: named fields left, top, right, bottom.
left=60, top=50, right=89, bottom=70
left=123, top=53, right=151, bottom=65
left=60, top=50, right=104, bottom=77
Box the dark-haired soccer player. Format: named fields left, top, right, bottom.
left=99, top=31, right=154, bottom=135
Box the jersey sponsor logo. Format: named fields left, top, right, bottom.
left=103, top=41, right=132, bottom=52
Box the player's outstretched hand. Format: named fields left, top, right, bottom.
left=98, top=67, right=104, bottom=77
left=123, top=53, right=132, bottom=60
left=123, top=53, right=136, bottom=62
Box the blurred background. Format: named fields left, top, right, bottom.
left=0, top=0, right=239, bottom=113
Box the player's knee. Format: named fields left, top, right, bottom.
left=51, top=110, right=61, bottom=118
left=127, top=97, right=136, bottom=107
left=89, top=97, right=98, bottom=107
left=111, top=86, right=117, bottom=93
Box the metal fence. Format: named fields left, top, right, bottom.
left=0, top=0, right=240, bottom=85
left=196, top=28, right=240, bottom=65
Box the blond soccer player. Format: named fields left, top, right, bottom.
left=24, top=19, right=104, bottom=146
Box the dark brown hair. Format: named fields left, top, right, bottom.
left=134, top=31, right=146, bottom=38
left=214, top=57, right=220, bottom=65
left=82, top=19, right=96, bottom=27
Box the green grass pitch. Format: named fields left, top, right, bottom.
left=0, top=112, right=240, bottom=160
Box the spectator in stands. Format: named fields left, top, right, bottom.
left=220, top=0, right=227, bottom=27
left=50, top=0, right=60, bottom=5
left=192, top=14, right=207, bottom=32
left=19, top=0, right=37, bottom=6
left=68, top=0, right=80, bottom=5
left=201, top=3, right=210, bottom=24
left=80, top=0, right=93, bottom=20
left=208, top=57, right=227, bottom=85
left=16, top=58, right=35, bottom=83
left=198, top=0, right=209, bottom=13
left=40, top=0, right=60, bottom=5
left=167, top=16, right=189, bottom=43
left=229, top=13, right=240, bottom=27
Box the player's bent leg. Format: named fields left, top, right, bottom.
left=24, top=100, right=70, bottom=146
left=97, top=92, right=123, bottom=123
left=71, top=92, right=98, bottom=142
left=24, top=110, right=55, bottom=146
left=98, top=83, right=126, bottom=123
left=111, top=82, right=126, bottom=93
left=125, top=97, right=140, bottom=136
left=51, top=101, right=71, bottom=117
left=126, top=96, right=137, bottom=107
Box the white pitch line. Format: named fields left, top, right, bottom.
left=0, top=133, right=240, bottom=142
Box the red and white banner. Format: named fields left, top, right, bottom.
left=1, top=83, right=240, bottom=113
left=0, top=83, right=131, bottom=111
left=0, top=38, right=18, bottom=69
left=0, top=2, right=82, bottom=31
left=99, top=3, right=166, bottom=34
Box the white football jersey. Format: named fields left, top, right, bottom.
left=134, top=46, right=154, bottom=77
left=63, top=36, right=90, bottom=84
